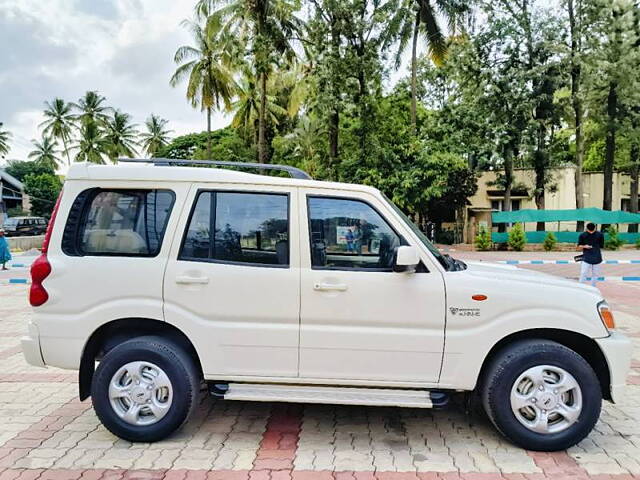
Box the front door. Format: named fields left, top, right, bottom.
left=164, top=185, right=300, bottom=378
left=298, top=190, right=446, bottom=383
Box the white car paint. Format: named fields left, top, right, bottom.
left=21, top=162, right=632, bottom=407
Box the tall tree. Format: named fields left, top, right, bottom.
left=230, top=69, right=287, bottom=159
left=586, top=0, right=637, bottom=210
left=72, top=91, right=111, bottom=127
left=565, top=0, right=587, bottom=229
left=171, top=18, right=234, bottom=160
left=199, top=0, right=302, bottom=163
left=40, top=98, right=75, bottom=165
left=384, top=0, right=469, bottom=133
left=140, top=115, right=173, bottom=157
left=28, top=136, right=60, bottom=169
left=104, top=111, right=139, bottom=161
left=488, top=0, right=563, bottom=230
left=625, top=1, right=640, bottom=231
left=0, top=123, right=11, bottom=159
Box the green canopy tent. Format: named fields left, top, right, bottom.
left=491, top=208, right=640, bottom=243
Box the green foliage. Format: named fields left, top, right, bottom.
left=28, top=136, right=60, bottom=168
left=40, top=98, right=75, bottom=165
left=103, top=111, right=139, bottom=161
left=507, top=223, right=527, bottom=251
left=4, top=159, right=56, bottom=182
left=604, top=225, right=625, bottom=250
left=156, top=128, right=254, bottom=162
left=543, top=232, right=557, bottom=251
left=474, top=226, right=492, bottom=251
left=22, top=173, right=62, bottom=218
left=141, top=115, right=172, bottom=156
left=636, top=236, right=640, bottom=249
left=0, top=123, right=12, bottom=158
left=6, top=207, right=29, bottom=217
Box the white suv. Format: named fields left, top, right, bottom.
left=21, top=159, right=632, bottom=451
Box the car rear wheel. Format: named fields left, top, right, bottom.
left=91, top=336, right=200, bottom=442
left=481, top=339, right=601, bottom=451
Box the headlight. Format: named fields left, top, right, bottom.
left=598, top=300, right=615, bottom=330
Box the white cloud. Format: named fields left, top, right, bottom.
left=0, top=0, right=229, bottom=163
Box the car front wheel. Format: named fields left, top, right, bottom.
left=91, top=336, right=200, bottom=442
left=481, top=339, right=602, bottom=451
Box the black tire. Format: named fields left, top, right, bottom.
left=91, top=335, right=200, bottom=442
left=481, top=339, right=601, bottom=451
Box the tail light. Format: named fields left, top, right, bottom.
left=29, top=190, right=63, bottom=307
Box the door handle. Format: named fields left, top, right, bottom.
left=176, top=275, right=210, bottom=285
left=314, top=282, right=348, bottom=292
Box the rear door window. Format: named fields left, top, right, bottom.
left=179, top=191, right=289, bottom=267
left=63, top=189, right=175, bottom=257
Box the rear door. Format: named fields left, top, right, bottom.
left=163, top=184, right=300, bottom=378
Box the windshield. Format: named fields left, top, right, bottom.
left=381, top=193, right=451, bottom=270
left=3, top=218, right=18, bottom=226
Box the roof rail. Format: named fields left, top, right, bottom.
left=118, top=158, right=312, bottom=180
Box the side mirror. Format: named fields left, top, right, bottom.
left=393, top=245, right=420, bottom=273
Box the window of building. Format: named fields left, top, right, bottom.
left=180, top=191, right=289, bottom=267
left=64, top=189, right=175, bottom=257
left=491, top=199, right=520, bottom=211
left=307, top=196, right=402, bottom=271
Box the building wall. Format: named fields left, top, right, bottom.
left=464, top=167, right=633, bottom=242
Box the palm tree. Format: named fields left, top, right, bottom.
left=72, top=91, right=112, bottom=126
left=0, top=123, right=11, bottom=158
left=104, top=111, right=139, bottom=161
left=231, top=69, right=287, bottom=156
left=171, top=19, right=234, bottom=160
left=140, top=115, right=173, bottom=157
left=28, top=136, right=60, bottom=169
left=383, top=0, right=470, bottom=133
left=287, top=115, right=324, bottom=165
left=198, top=0, right=302, bottom=163
left=74, top=122, right=110, bottom=164
left=40, top=98, right=75, bottom=165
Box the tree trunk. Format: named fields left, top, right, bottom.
left=206, top=107, right=212, bottom=160
left=329, top=110, right=339, bottom=176
left=410, top=10, right=420, bottom=134
left=328, top=13, right=340, bottom=177
left=497, top=144, right=514, bottom=234
left=534, top=124, right=548, bottom=232
left=357, top=68, right=367, bottom=164
left=603, top=81, right=617, bottom=211
left=258, top=71, right=268, bottom=164
left=568, top=0, right=585, bottom=231
left=62, top=136, right=72, bottom=165
left=629, top=144, right=639, bottom=232
left=503, top=144, right=513, bottom=213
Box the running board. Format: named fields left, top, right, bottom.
left=210, top=383, right=448, bottom=409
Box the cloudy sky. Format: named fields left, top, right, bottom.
left=0, top=0, right=230, bottom=164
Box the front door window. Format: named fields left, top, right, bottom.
left=307, top=196, right=401, bottom=271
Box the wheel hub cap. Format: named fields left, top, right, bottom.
left=108, top=361, right=173, bottom=426
left=510, top=365, right=583, bottom=434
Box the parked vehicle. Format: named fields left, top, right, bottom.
left=21, top=160, right=632, bottom=451
left=2, top=216, right=48, bottom=236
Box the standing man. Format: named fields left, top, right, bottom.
left=577, top=222, right=604, bottom=287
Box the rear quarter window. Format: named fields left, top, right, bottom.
left=62, top=188, right=175, bottom=257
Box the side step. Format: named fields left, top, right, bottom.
left=210, top=383, right=448, bottom=409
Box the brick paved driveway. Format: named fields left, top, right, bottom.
left=0, top=255, right=639, bottom=480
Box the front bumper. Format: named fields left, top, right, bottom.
left=21, top=321, right=45, bottom=368
left=596, top=331, right=633, bottom=403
